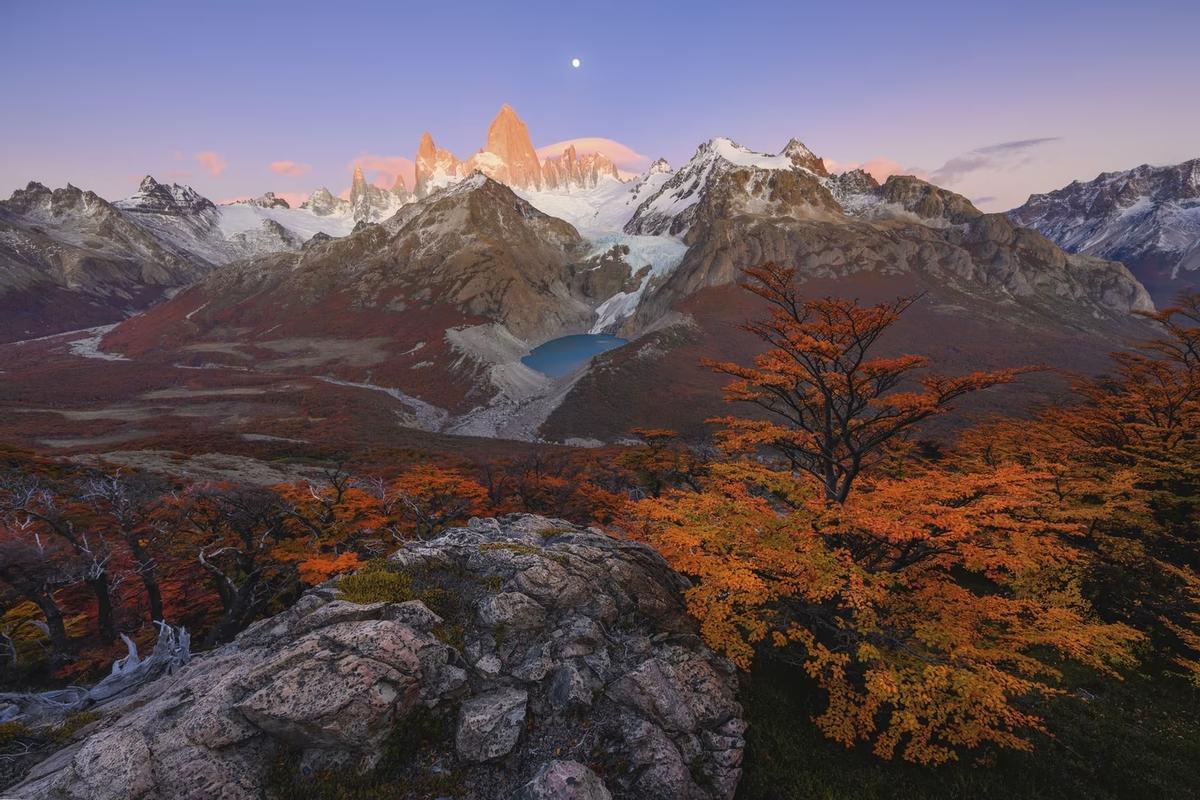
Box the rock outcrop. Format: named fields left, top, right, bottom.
left=9, top=514, right=744, bottom=800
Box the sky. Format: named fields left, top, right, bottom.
left=1, top=0, right=1198, bottom=212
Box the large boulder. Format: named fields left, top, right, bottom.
left=8, top=514, right=744, bottom=800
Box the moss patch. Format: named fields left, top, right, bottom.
left=264, top=705, right=464, bottom=800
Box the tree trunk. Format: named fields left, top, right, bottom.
left=129, top=542, right=164, bottom=622
left=203, top=573, right=260, bottom=648
left=31, top=589, right=72, bottom=663
left=0, top=567, right=73, bottom=663
left=87, top=573, right=118, bottom=643
left=141, top=571, right=164, bottom=624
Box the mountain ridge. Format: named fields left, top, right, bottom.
left=1010, top=158, right=1200, bottom=303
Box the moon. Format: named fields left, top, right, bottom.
left=571, top=57, right=581, bottom=69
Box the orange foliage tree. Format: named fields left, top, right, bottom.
left=705, top=262, right=1030, bottom=502
left=631, top=265, right=1143, bottom=763
left=617, top=428, right=708, bottom=498
left=962, top=293, right=1200, bottom=683
left=367, top=465, right=488, bottom=540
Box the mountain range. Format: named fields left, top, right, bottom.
left=1011, top=159, right=1200, bottom=304
left=2, top=103, right=1189, bottom=446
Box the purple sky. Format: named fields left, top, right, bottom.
left=2, top=0, right=1197, bottom=211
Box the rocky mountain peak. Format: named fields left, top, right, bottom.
left=781, top=138, right=829, bottom=175
left=877, top=174, right=983, bottom=224
left=414, top=131, right=466, bottom=197
left=477, top=103, right=543, bottom=190
left=541, top=144, right=620, bottom=192
left=348, top=165, right=409, bottom=223
left=390, top=173, right=411, bottom=200
left=116, top=175, right=215, bottom=217
left=300, top=186, right=351, bottom=217
left=235, top=191, right=291, bottom=210
left=625, top=137, right=833, bottom=236
left=647, top=158, right=672, bottom=175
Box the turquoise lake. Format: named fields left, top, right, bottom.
left=521, top=334, right=627, bottom=378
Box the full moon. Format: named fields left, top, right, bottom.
left=571, top=57, right=581, bottom=68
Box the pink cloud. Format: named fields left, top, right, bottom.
left=823, top=157, right=925, bottom=183
left=536, top=137, right=650, bottom=172
left=270, top=160, right=312, bottom=177
left=349, top=155, right=416, bottom=191
left=172, top=150, right=185, bottom=162
left=195, top=151, right=228, bottom=177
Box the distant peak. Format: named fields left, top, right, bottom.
left=781, top=137, right=812, bottom=155
left=138, top=175, right=161, bottom=191
left=647, top=158, right=671, bottom=175
left=780, top=138, right=828, bottom=175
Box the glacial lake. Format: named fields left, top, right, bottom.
left=521, top=334, right=627, bottom=378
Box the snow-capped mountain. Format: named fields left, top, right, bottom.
left=624, top=137, right=838, bottom=236
left=300, top=187, right=351, bottom=217
left=234, top=191, right=291, bottom=209
left=1010, top=159, right=1200, bottom=303
left=117, top=175, right=355, bottom=266
left=0, top=181, right=201, bottom=340
left=0, top=176, right=359, bottom=341
left=612, top=136, right=1150, bottom=333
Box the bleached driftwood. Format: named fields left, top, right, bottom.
left=0, top=622, right=190, bottom=724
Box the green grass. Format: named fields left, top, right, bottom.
left=736, top=659, right=1200, bottom=800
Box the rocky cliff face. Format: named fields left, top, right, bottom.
left=9, top=515, right=744, bottom=800
left=477, top=103, right=544, bottom=190
left=1010, top=158, right=1200, bottom=303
